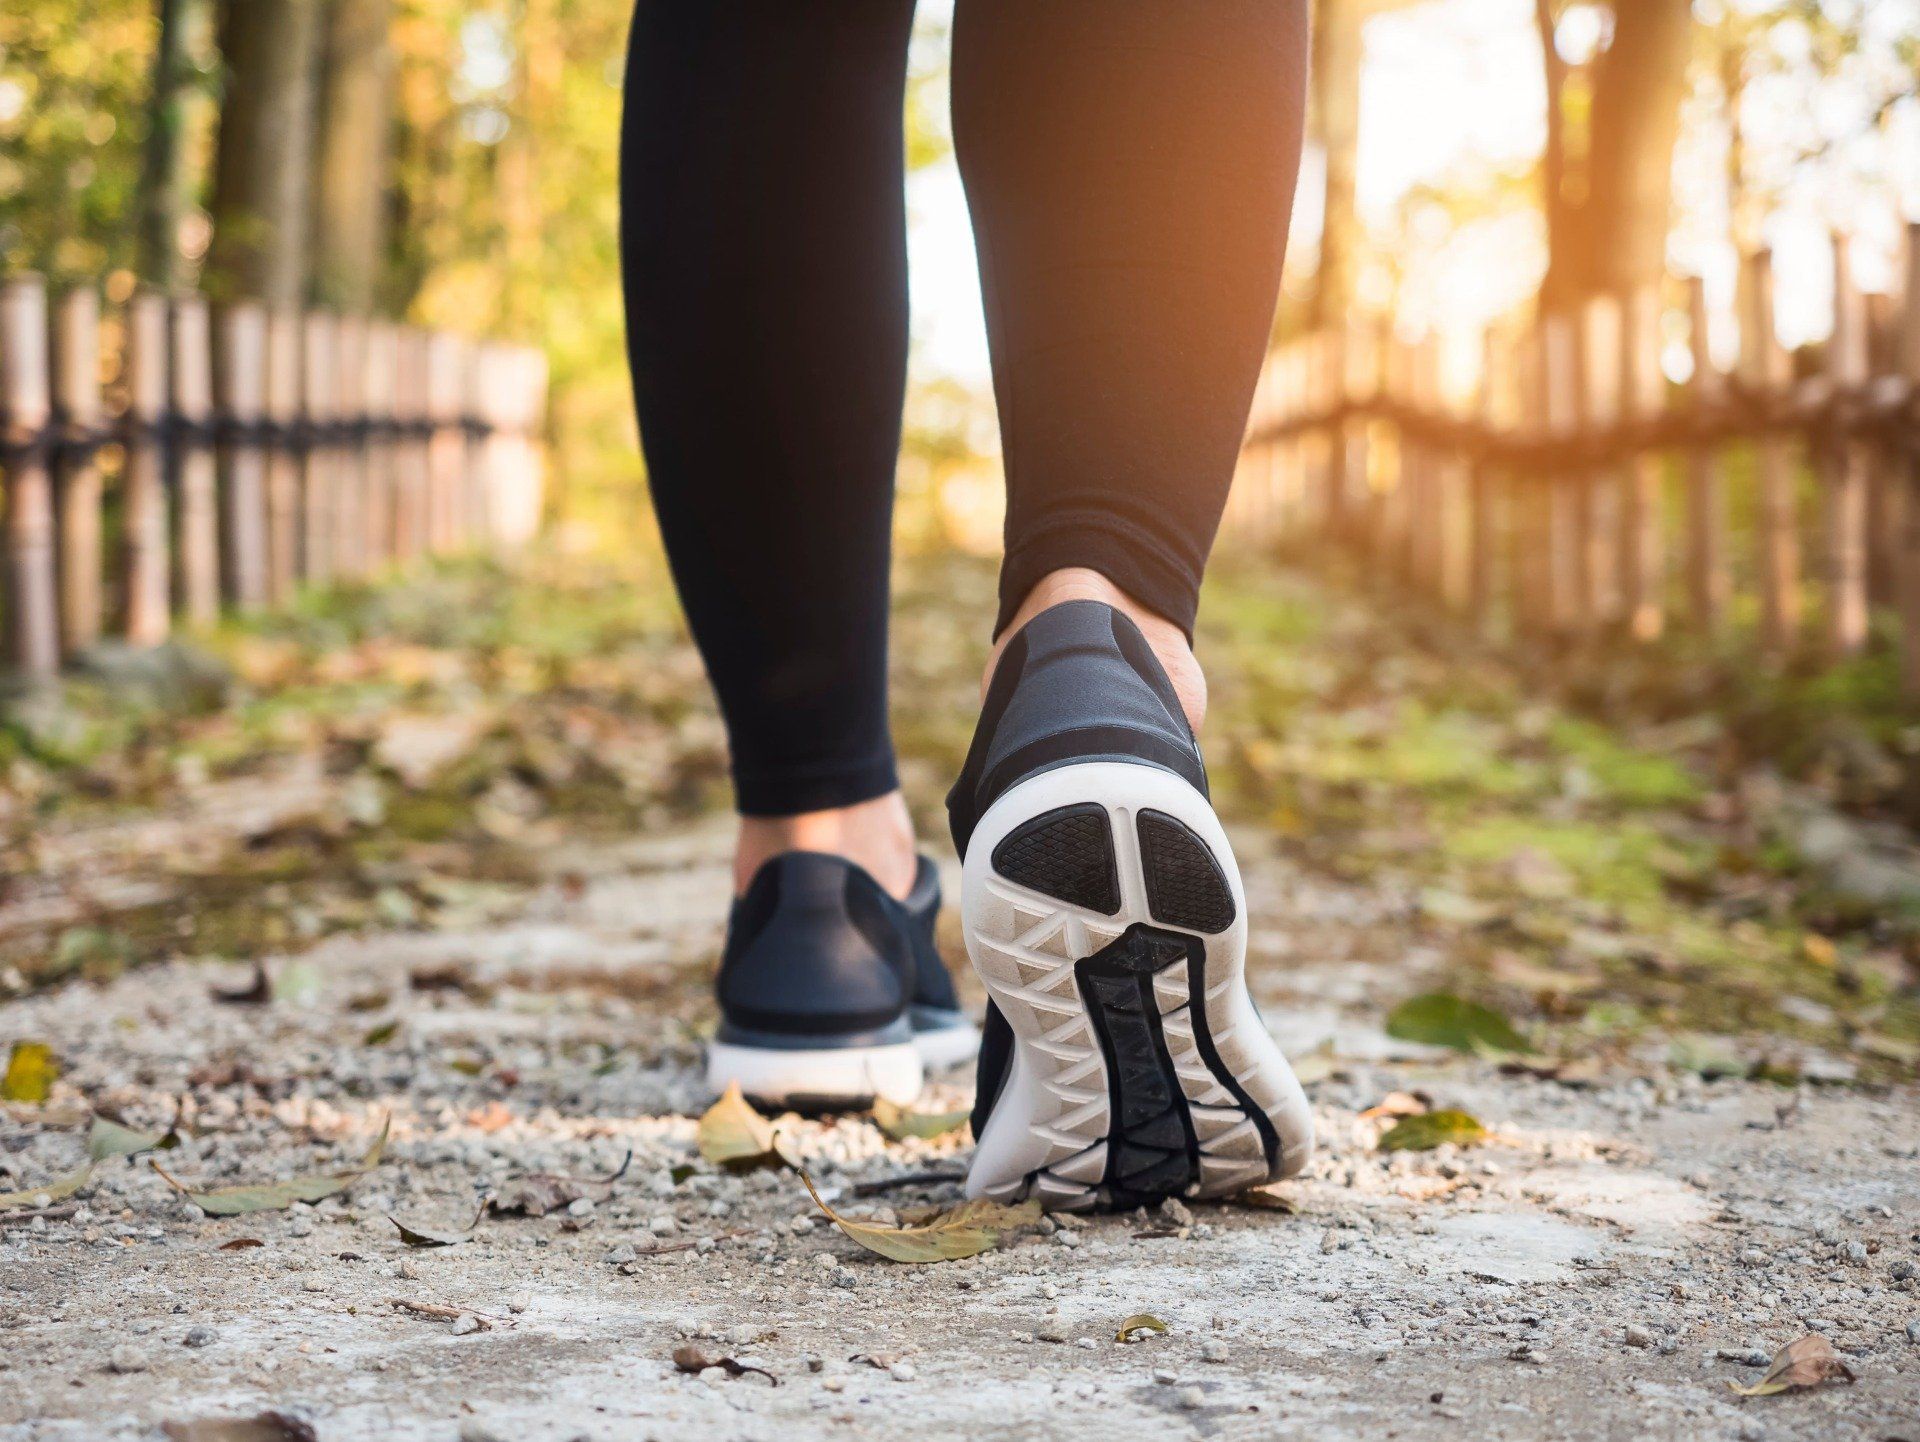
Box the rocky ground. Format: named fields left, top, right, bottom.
left=2, top=554, right=1917, bottom=1440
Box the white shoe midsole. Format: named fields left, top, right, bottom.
left=705, top=1039, right=924, bottom=1106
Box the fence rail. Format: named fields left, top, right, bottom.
left=0, top=275, right=548, bottom=682
left=1233, top=224, right=1920, bottom=702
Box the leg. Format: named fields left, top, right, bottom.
left=949, top=0, right=1314, bottom=1206
left=621, top=0, right=919, bottom=897
left=954, top=0, right=1309, bottom=653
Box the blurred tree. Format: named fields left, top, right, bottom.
left=205, top=0, right=322, bottom=305
left=1308, top=0, right=1366, bottom=331
left=312, top=0, right=396, bottom=311
left=1537, top=0, right=1693, bottom=307
left=135, top=0, right=204, bottom=289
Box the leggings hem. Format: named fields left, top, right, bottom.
left=733, top=754, right=901, bottom=818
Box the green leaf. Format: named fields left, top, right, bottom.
left=1115, top=1313, right=1170, bottom=1342
left=156, top=1115, right=389, bottom=1216
left=870, top=1097, right=971, bottom=1142
left=800, top=1170, right=1038, bottom=1265
left=2, top=1041, right=57, bottom=1103
left=1377, top=1109, right=1488, bottom=1152
left=362, top=1019, right=402, bottom=1047
left=1385, top=994, right=1531, bottom=1055
left=697, top=1083, right=789, bottom=1173
left=88, top=1116, right=181, bottom=1161
left=0, top=1163, right=93, bottom=1211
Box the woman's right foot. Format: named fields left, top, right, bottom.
left=946, top=600, right=1314, bottom=1210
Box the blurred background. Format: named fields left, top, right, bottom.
left=7, top=0, right=1915, bottom=549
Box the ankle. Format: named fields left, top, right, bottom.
left=734, top=790, right=919, bottom=900
left=988, top=567, right=1207, bottom=733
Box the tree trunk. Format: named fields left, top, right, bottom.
left=1309, top=0, right=1365, bottom=330
left=1534, top=0, right=1576, bottom=308
left=137, top=0, right=201, bottom=290
left=205, top=0, right=323, bottom=306
left=1580, top=0, right=1693, bottom=296
left=311, top=0, right=396, bottom=313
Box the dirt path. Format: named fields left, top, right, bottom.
left=2, top=557, right=1917, bottom=1438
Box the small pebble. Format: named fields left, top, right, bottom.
left=605, top=1244, right=637, bottom=1265
left=1906, top=1319, right=1920, bottom=1344
left=1623, top=1324, right=1654, bottom=1349
left=821, top=1374, right=846, bottom=1393
left=1177, top=1386, right=1207, bottom=1411
left=449, top=1314, right=483, bottom=1337
left=789, top=1216, right=815, bottom=1236
left=1036, top=1318, right=1069, bottom=1344
left=889, top=1361, right=917, bottom=1382
left=506, top=1295, right=530, bottom=1314
left=1200, top=1338, right=1229, bottom=1363
left=1152, top=1367, right=1178, bottom=1386
left=459, top=1426, right=506, bottom=1442
left=107, top=1345, right=147, bottom=1374
left=182, top=1327, right=216, bottom=1349
left=649, top=1215, right=677, bottom=1237
left=567, top=1198, right=595, bottom=1218
left=301, top=1278, right=327, bottom=1294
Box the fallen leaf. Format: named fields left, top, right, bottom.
left=1115, top=1313, right=1170, bottom=1342
left=697, top=1083, right=789, bottom=1173
left=362, top=1019, right=402, bottom=1047
left=89, top=1115, right=181, bottom=1161
left=1377, top=1109, right=1488, bottom=1152
left=155, top=1115, right=389, bottom=1216
left=217, top=1238, right=264, bottom=1251
left=668, top=1163, right=697, bottom=1185
left=161, top=1412, right=319, bottom=1442
left=800, top=1169, right=1038, bottom=1264
left=870, top=1097, right=971, bottom=1142
left=1358, top=1090, right=1430, bottom=1121
left=1385, top=993, right=1532, bottom=1056
left=0, top=1163, right=93, bottom=1211
left=1669, top=1033, right=1745, bottom=1080
left=671, top=1344, right=778, bottom=1384
left=390, top=1297, right=490, bottom=1329
left=492, top=1153, right=631, bottom=1217
left=1417, top=888, right=1499, bottom=927
left=851, top=1351, right=904, bottom=1369
left=390, top=1197, right=489, bottom=1247
left=1287, top=1040, right=1342, bottom=1085
left=2, top=1040, right=56, bottom=1102
left=1727, top=1333, right=1857, bottom=1397
left=1219, top=1188, right=1296, bottom=1213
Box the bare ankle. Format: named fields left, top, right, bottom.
left=987, top=567, right=1207, bottom=733
left=734, top=790, right=918, bottom=900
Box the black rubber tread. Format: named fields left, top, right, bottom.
left=991, top=803, right=1120, bottom=915
left=1137, top=810, right=1236, bottom=934
left=1180, top=941, right=1281, bottom=1173
left=1075, top=925, right=1198, bottom=1206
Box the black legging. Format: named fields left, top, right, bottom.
left=621, top=0, right=1307, bottom=818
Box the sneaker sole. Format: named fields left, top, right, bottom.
left=960, top=761, right=1313, bottom=1210
left=705, top=1039, right=923, bottom=1110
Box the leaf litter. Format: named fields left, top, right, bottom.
left=1727, top=1334, right=1858, bottom=1397
left=671, top=1344, right=777, bottom=1384
left=1377, top=1110, right=1488, bottom=1152
left=491, top=1151, right=631, bottom=1217
left=869, top=1096, right=971, bottom=1142
left=799, top=1169, right=1039, bottom=1264
left=155, top=1115, right=390, bottom=1216
left=696, top=1082, right=792, bottom=1173
left=2, top=1040, right=57, bottom=1102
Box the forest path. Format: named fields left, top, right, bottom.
left=2, top=552, right=1917, bottom=1438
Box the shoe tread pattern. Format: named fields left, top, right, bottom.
left=991, top=803, right=1120, bottom=915
left=1137, top=809, right=1236, bottom=933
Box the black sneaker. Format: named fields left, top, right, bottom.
left=705, top=851, right=975, bottom=1106
left=947, top=601, right=1313, bottom=1209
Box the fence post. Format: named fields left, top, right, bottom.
left=1825, top=237, right=1871, bottom=659
left=425, top=332, right=465, bottom=553
left=171, top=294, right=220, bottom=626
left=1408, top=336, right=1442, bottom=595
left=301, top=312, right=338, bottom=584
left=363, top=321, right=398, bottom=569
left=393, top=328, right=429, bottom=561
left=215, top=301, right=270, bottom=609
left=1467, top=327, right=1506, bottom=632
left=124, top=290, right=172, bottom=647
left=1, top=276, right=59, bottom=678
left=1898, top=222, right=1920, bottom=701
left=1542, top=311, right=1583, bottom=640
left=264, top=310, right=301, bottom=605
left=1581, top=294, right=1624, bottom=632
left=333, top=316, right=369, bottom=580
left=52, top=286, right=104, bottom=655
left=1740, top=250, right=1801, bottom=658
left=1620, top=284, right=1667, bottom=641
left=1684, top=276, right=1730, bottom=636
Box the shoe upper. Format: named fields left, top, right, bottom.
left=716, top=851, right=964, bottom=1049
left=945, top=600, right=1206, bottom=861
left=947, top=600, right=1210, bottom=1140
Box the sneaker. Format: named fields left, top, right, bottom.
left=898, top=857, right=982, bottom=1071
left=704, top=851, right=975, bottom=1107
left=947, top=600, right=1313, bottom=1209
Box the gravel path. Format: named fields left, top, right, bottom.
left=4, top=817, right=1917, bottom=1441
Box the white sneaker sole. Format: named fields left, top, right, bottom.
left=704, top=1038, right=923, bottom=1108
left=960, top=761, right=1313, bottom=1209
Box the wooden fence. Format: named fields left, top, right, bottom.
left=0, top=275, right=548, bottom=683
left=1234, top=224, right=1920, bottom=702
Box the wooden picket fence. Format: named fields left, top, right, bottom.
left=0, top=275, right=548, bottom=683
left=1233, top=225, right=1920, bottom=702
